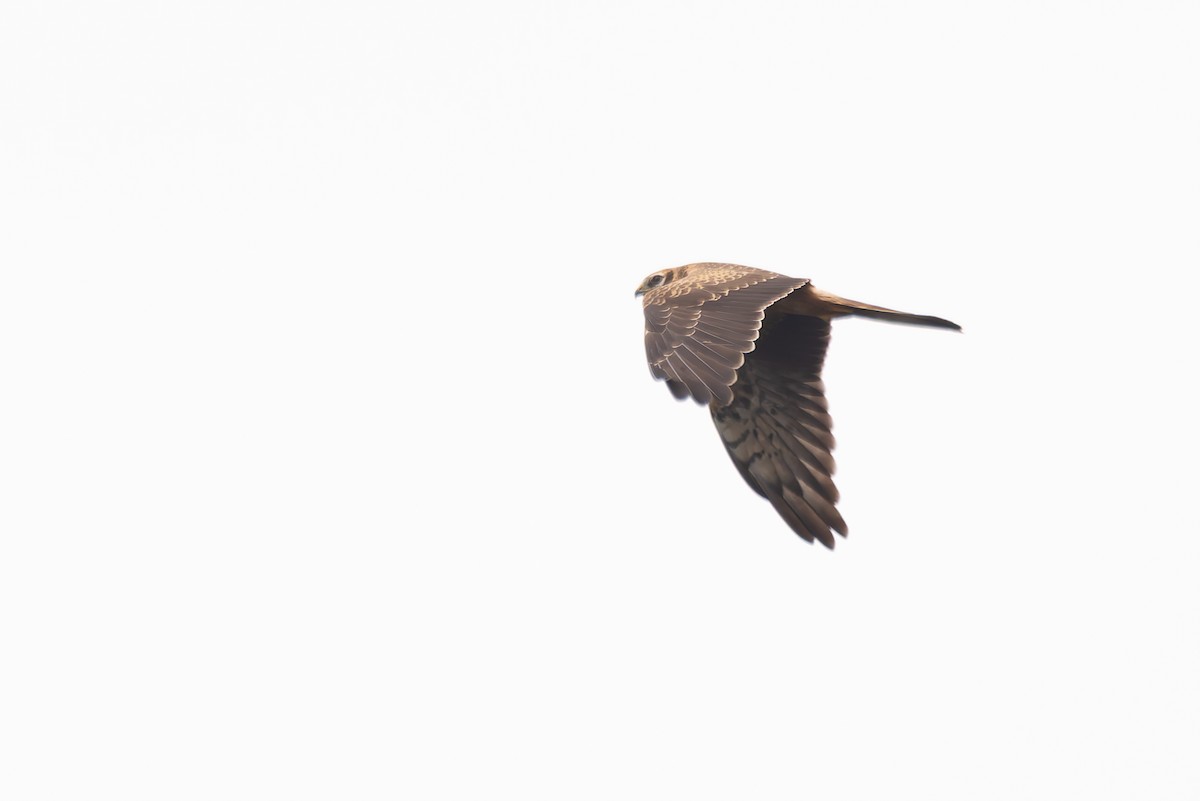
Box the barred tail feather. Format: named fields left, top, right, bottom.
left=823, top=294, right=961, bottom=331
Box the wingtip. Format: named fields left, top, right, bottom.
left=811, top=524, right=846, bottom=550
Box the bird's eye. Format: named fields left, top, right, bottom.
left=648, top=274, right=665, bottom=287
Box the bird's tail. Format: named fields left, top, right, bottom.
left=814, top=289, right=961, bottom=331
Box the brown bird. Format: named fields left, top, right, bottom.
left=635, top=263, right=959, bottom=548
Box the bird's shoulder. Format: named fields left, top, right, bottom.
left=644, top=263, right=808, bottom=312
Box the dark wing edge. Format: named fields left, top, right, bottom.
left=710, top=315, right=847, bottom=548
left=643, top=270, right=810, bottom=406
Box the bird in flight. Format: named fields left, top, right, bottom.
left=635, top=263, right=959, bottom=548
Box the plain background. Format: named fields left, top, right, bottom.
left=2, top=1, right=1198, bottom=798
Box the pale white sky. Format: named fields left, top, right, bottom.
left=2, top=1, right=1198, bottom=799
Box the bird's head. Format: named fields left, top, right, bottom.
left=634, top=268, right=680, bottom=297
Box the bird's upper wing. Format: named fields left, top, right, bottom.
left=641, top=264, right=810, bottom=406
left=710, top=314, right=847, bottom=548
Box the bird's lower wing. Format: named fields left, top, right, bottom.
left=710, top=315, right=847, bottom=548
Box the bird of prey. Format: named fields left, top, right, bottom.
left=635, top=263, right=959, bottom=548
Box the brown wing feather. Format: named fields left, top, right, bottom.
left=642, top=264, right=810, bottom=406
left=710, top=314, right=847, bottom=548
